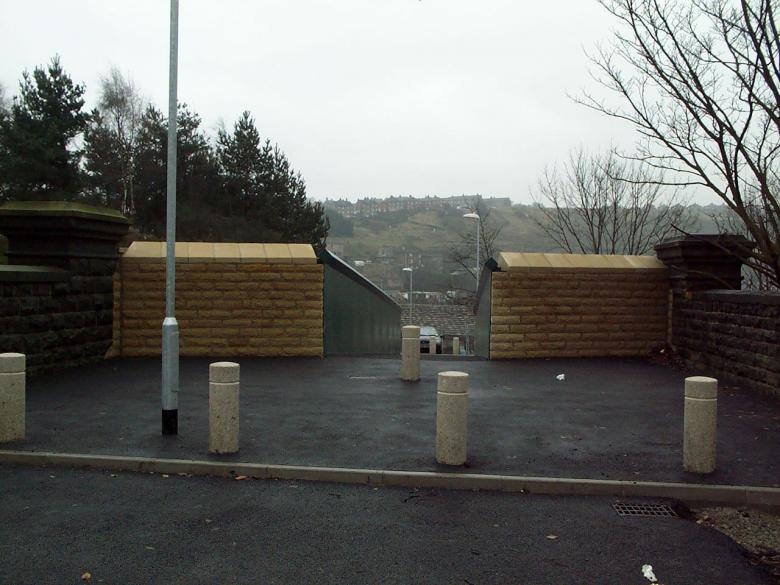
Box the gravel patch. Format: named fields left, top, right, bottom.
left=694, top=506, right=780, bottom=582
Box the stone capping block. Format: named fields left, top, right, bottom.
left=121, top=241, right=316, bottom=265
left=209, top=362, right=240, bottom=383
left=697, top=289, right=780, bottom=306
left=685, top=376, right=718, bottom=399
left=498, top=251, right=666, bottom=272
left=263, top=243, right=292, bottom=264
left=438, top=371, right=469, bottom=394
left=0, top=353, right=25, bottom=374
left=402, top=325, right=421, bottom=339
left=0, top=200, right=130, bottom=223
left=0, top=265, right=70, bottom=283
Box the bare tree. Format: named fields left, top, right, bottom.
left=95, top=67, right=144, bottom=214
left=579, top=0, right=780, bottom=286
left=449, top=196, right=504, bottom=285
left=532, top=149, right=696, bottom=255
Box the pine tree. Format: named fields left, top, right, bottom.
left=0, top=56, right=88, bottom=201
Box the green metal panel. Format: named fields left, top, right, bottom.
left=322, top=251, right=401, bottom=355
left=475, top=270, right=492, bottom=358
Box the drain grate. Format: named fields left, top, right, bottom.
left=613, top=503, right=678, bottom=518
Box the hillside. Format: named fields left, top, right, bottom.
left=327, top=202, right=722, bottom=260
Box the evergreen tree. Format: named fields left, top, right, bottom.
left=217, top=111, right=328, bottom=246
left=132, top=104, right=220, bottom=239
left=0, top=56, right=88, bottom=201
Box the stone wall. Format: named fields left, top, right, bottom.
left=673, top=291, right=780, bottom=396
left=0, top=202, right=129, bottom=374
left=487, top=253, right=669, bottom=359
left=115, top=242, right=324, bottom=357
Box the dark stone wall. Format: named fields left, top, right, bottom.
left=673, top=291, right=780, bottom=396
left=0, top=264, right=116, bottom=374
left=0, top=202, right=129, bottom=375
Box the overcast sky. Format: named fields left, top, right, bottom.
left=0, top=1, right=718, bottom=203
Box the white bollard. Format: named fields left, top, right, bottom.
left=209, top=361, right=240, bottom=454
left=401, top=325, right=421, bottom=382
left=436, top=371, right=468, bottom=465
left=683, top=376, right=718, bottom=474
left=452, top=337, right=460, bottom=356
left=0, top=353, right=25, bottom=443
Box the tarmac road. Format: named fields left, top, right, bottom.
left=0, top=464, right=775, bottom=585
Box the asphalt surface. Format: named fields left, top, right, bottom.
left=0, top=464, right=776, bottom=585
left=9, top=356, right=780, bottom=486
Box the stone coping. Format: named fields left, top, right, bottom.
left=695, top=289, right=780, bottom=306
left=0, top=201, right=130, bottom=224
left=0, top=265, right=70, bottom=282
left=122, top=241, right=317, bottom=264
left=498, top=252, right=666, bottom=271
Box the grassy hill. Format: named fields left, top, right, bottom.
left=327, top=203, right=723, bottom=261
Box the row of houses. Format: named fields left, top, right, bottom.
left=324, top=195, right=512, bottom=218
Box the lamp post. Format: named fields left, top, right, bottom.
left=463, top=212, right=481, bottom=291
left=161, top=0, right=180, bottom=435
left=402, top=267, right=413, bottom=323
left=463, top=212, right=480, bottom=355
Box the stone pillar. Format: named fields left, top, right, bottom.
left=0, top=353, right=25, bottom=442
left=0, top=202, right=130, bottom=374
left=683, top=376, right=718, bottom=474
left=452, top=337, right=460, bottom=356
left=401, top=325, right=421, bottom=382
left=436, top=371, right=468, bottom=465
left=209, top=362, right=240, bottom=454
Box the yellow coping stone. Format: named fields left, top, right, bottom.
left=213, top=243, right=241, bottom=261
left=188, top=242, right=216, bottom=263
left=239, top=243, right=267, bottom=263
left=264, top=243, right=293, bottom=264
left=122, top=241, right=165, bottom=262
left=175, top=242, right=190, bottom=262
left=499, top=251, right=667, bottom=271
left=288, top=243, right=317, bottom=265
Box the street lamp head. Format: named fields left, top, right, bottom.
left=402, top=267, right=413, bottom=272
left=463, top=212, right=480, bottom=220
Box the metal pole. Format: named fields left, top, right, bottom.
left=475, top=216, right=480, bottom=292
left=409, top=269, right=413, bottom=323
left=161, top=0, right=180, bottom=435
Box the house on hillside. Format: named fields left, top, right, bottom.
left=400, top=303, right=475, bottom=354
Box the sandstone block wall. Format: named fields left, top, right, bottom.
left=115, top=242, right=323, bottom=358
left=487, top=253, right=669, bottom=359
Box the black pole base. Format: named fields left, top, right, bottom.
left=162, top=409, right=178, bottom=435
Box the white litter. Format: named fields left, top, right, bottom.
left=641, top=564, right=657, bottom=582
left=556, top=374, right=565, bottom=381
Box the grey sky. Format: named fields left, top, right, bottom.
left=0, top=1, right=718, bottom=204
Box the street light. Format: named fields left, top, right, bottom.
left=463, top=212, right=480, bottom=291
left=161, top=0, right=180, bottom=435
left=463, top=212, right=480, bottom=355
left=402, top=267, right=413, bottom=323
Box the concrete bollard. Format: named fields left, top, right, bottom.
left=452, top=337, right=460, bottom=356
left=436, top=371, right=468, bottom=465
left=401, top=325, right=421, bottom=382
left=0, top=353, right=25, bottom=443
left=209, top=361, right=240, bottom=454
left=683, top=376, right=718, bottom=474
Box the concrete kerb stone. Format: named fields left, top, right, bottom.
left=3, top=450, right=778, bottom=507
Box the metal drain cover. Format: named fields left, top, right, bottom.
left=613, top=503, right=678, bottom=517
